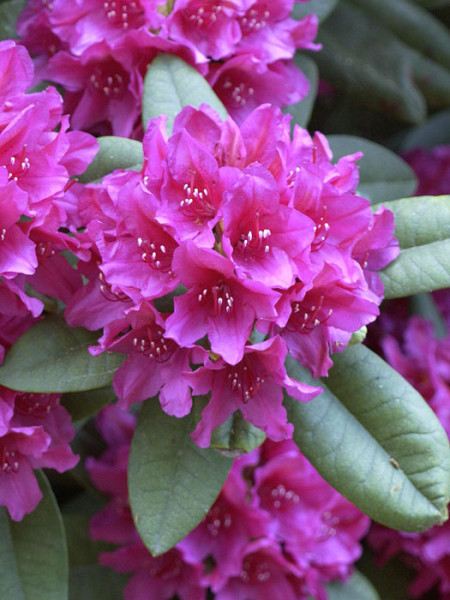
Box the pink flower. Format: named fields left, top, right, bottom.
left=165, top=241, right=280, bottom=365
left=187, top=336, right=320, bottom=447
left=87, top=408, right=370, bottom=599
left=0, top=389, right=78, bottom=521
left=403, top=145, right=450, bottom=197
left=17, top=0, right=318, bottom=135
left=68, top=103, right=398, bottom=434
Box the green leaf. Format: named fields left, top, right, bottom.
left=142, top=54, right=228, bottom=135
left=351, top=0, right=450, bottom=70
left=0, top=0, right=26, bottom=40
left=285, top=344, right=450, bottom=532
left=61, top=385, right=117, bottom=422
left=0, top=471, right=68, bottom=600
left=210, top=410, right=266, bottom=454
left=398, top=109, right=450, bottom=150
left=372, top=195, right=450, bottom=249
left=410, top=49, right=450, bottom=110
left=357, top=548, right=415, bottom=600
left=381, top=238, right=450, bottom=298
left=315, top=1, right=427, bottom=124
left=323, top=570, right=380, bottom=600
left=414, top=0, right=450, bottom=7
left=128, top=399, right=233, bottom=555
left=327, top=135, right=417, bottom=203
left=284, top=54, right=319, bottom=128
left=0, top=315, right=125, bottom=393
left=62, top=495, right=127, bottom=600
left=292, top=0, right=339, bottom=22
left=78, top=136, right=143, bottom=183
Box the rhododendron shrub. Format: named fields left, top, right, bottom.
left=367, top=292, right=450, bottom=600
left=86, top=404, right=370, bottom=600
left=0, top=2, right=449, bottom=599
left=63, top=101, right=398, bottom=447
left=0, top=39, right=96, bottom=521
left=16, top=0, right=319, bottom=136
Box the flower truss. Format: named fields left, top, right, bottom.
left=16, top=0, right=319, bottom=136
left=65, top=102, right=399, bottom=448
left=0, top=40, right=97, bottom=520
left=368, top=292, right=450, bottom=600
left=87, top=403, right=370, bottom=600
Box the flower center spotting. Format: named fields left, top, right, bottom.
left=237, top=212, right=271, bottom=255
left=14, top=392, right=59, bottom=417
left=3, top=145, right=31, bottom=182
left=259, top=481, right=300, bottom=511
left=88, top=61, right=128, bottom=98
left=287, top=293, right=333, bottom=334
left=315, top=510, right=341, bottom=541
left=137, top=237, right=174, bottom=275
left=204, top=503, right=232, bottom=537
left=227, top=358, right=264, bottom=403
left=197, top=281, right=234, bottom=316
left=103, top=0, right=145, bottom=29
left=181, top=179, right=215, bottom=222
left=239, top=4, right=271, bottom=34
left=0, top=445, right=20, bottom=474
left=240, top=554, right=272, bottom=583
left=133, top=324, right=176, bottom=362
left=221, top=77, right=254, bottom=107
left=184, top=1, right=235, bottom=29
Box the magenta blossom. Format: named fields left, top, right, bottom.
left=66, top=102, right=398, bottom=444
left=87, top=407, right=369, bottom=599
left=17, top=0, right=319, bottom=135
left=0, top=389, right=78, bottom=521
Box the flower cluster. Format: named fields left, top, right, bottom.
left=65, top=102, right=399, bottom=447
left=367, top=291, right=450, bottom=599
left=87, top=403, right=370, bottom=600
left=0, top=40, right=97, bottom=520
left=65, top=105, right=398, bottom=446
left=402, top=145, right=450, bottom=197
left=16, top=0, right=319, bottom=137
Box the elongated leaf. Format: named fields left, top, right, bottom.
left=285, top=345, right=450, bottom=532
left=351, top=0, right=450, bottom=70
left=292, top=0, right=339, bottom=22
left=0, top=0, right=26, bottom=39
left=143, top=54, right=228, bottom=135
left=128, top=399, right=233, bottom=556
left=0, top=471, right=68, bottom=600
left=328, top=135, right=417, bottom=203
left=410, top=49, right=450, bottom=110
left=372, top=195, right=450, bottom=248
left=316, top=1, right=426, bottom=123
left=381, top=238, right=450, bottom=298
left=324, top=570, right=380, bottom=600
left=414, top=0, right=450, bottom=6
left=284, top=53, right=319, bottom=128
left=0, top=315, right=124, bottom=393
left=61, top=385, right=117, bottom=422
left=78, top=136, right=143, bottom=183
left=398, top=109, right=450, bottom=150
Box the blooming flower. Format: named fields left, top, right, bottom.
left=16, top=0, right=319, bottom=136
left=66, top=102, right=398, bottom=444
left=0, top=40, right=96, bottom=520
left=86, top=405, right=370, bottom=600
